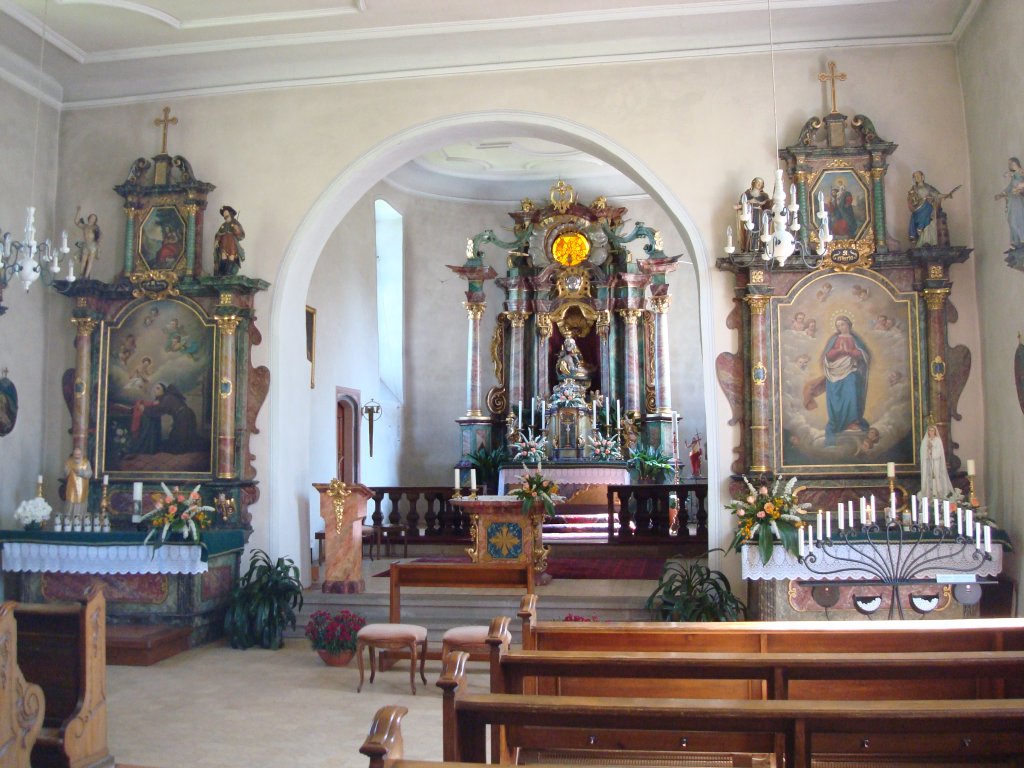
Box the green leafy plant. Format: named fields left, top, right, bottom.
left=466, top=446, right=507, bottom=492
left=510, top=464, right=562, bottom=516
left=646, top=550, right=746, bottom=622
left=223, top=549, right=304, bottom=650
left=304, top=609, right=366, bottom=654
left=626, top=443, right=674, bottom=482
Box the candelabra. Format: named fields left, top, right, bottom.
left=798, top=519, right=993, bottom=619
left=1, top=208, right=74, bottom=298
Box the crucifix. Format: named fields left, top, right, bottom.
left=154, top=106, right=178, bottom=154
left=818, top=61, right=847, bottom=115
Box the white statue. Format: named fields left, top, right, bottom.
left=918, top=424, right=954, bottom=500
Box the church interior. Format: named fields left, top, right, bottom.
left=2, top=0, right=1024, bottom=766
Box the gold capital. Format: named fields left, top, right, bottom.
left=182, top=204, right=199, bottom=217
left=507, top=311, right=530, bottom=329
left=535, top=312, right=553, bottom=338
left=922, top=287, right=950, bottom=311
left=463, top=301, right=485, bottom=321
left=72, top=317, right=99, bottom=336
left=596, top=310, right=611, bottom=333
left=618, top=308, right=643, bottom=325
left=744, top=295, right=771, bottom=315
left=870, top=167, right=886, bottom=180
left=216, top=314, right=241, bottom=334
left=649, top=295, right=672, bottom=314
left=326, top=478, right=352, bottom=534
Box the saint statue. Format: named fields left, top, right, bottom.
left=63, top=447, right=93, bottom=518
left=735, top=177, right=771, bottom=253
left=214, top=205, right=246, bottom=276
left=74, top=206, right=101, bottom=279
left=919, top=424, right=954, bottom=500
left=995, top=157, right=1024, bottom=249
left=907, top=171, right=958, bottom=248
left=555, top=336, right=590, bottom=381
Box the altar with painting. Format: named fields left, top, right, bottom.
left=716, top=68, right=1011, bottom=619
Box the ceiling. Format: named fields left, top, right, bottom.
left=0, top=0, right=980, bottom=202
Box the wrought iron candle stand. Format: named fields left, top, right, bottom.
left=798, top=520, right=992, bottom=619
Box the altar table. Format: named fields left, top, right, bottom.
left=497, top=463, right=629, bottom=499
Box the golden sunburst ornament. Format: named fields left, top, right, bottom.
left=552, top=231, right=590, bottom=267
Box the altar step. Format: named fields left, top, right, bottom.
left=107, top=624, right=193, bottom=666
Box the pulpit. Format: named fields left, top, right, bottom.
left=313, top=480, right=371, bottom=594
left=452, top=496, right=548, bottom=575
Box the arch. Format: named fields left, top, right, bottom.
left=268, top=111, right=724, bottom=578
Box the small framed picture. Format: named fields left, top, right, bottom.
left=305, top=306, right=317, bottom=389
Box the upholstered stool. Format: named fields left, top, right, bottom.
left=355, top=623, right=428, bottom=694
left=440, top=625, right=491, bottom=660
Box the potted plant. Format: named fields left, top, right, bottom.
left=223, top=549, right=304, bottom=650
left=466, top=446, right=507, bottom=495
left=626, top=443, right=674, bottom=483
left=646, top=549, right=746, bottom=622
left=304, top=609, right=366, bottom=666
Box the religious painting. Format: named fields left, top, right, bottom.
left=0, top=374, right=17, bottom=437
left=139, top=206, right=186, bottom=271
left=98, top=297, right=214, bottom=477
left=810, top=167, right=871, bottom=242
left=772, top=270, right=923, bottom=475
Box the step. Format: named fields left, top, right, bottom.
left=107, top=624, right=192, bottom=666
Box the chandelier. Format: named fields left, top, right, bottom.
left=0, top=0, right=75, bottom=311
left=723, top=0, right=832, bottom=268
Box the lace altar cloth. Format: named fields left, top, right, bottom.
left=741, top=541, right=1003, bottom=582
left=498, top=465, right=629, bottom=499
left=1, top=541, right=207, bottom=575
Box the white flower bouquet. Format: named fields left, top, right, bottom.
left=15, top=496, right=52, bottom=528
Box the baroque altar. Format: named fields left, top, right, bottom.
left=448, top=181, right=684, bottom=490
left=452, top=496, right=549, bottom=576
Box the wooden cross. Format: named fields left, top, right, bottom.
left=154, top=106, right=178, bottom=154
left=818, top=61, right=847, bottom=114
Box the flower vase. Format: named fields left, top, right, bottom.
left=23, top=521, right=42, bottom=532
left=317, top=649, right=354, bottom=667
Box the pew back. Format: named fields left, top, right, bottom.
left=389, top=562, right=533, bottom=624
left=0, top=602, right=44, bottom=768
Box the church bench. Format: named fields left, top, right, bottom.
left=0, top=602, right=45, bottom=768
left=15, top=588, right=113, bottom=768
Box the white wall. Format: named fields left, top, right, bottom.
left=46, top=43, right=981, bottom=583
left=0, top=77, right=61, bottom=528
left=958, top=0, right=1024, bottom=607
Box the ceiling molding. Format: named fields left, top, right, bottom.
left=55, top=0, right=365, bottom=31
left=951, top=0, right=982, bottom=42
left=0, top=42, right=63, bottom=107
left=0, top=0, right=87, bottom=62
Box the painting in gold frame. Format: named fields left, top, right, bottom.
left=771, top=270, right=924, bottom=475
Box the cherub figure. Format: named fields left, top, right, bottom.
left=816, top=282, right=833, bottom=302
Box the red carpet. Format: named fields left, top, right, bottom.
left=374, top=555, right=665, bottom=580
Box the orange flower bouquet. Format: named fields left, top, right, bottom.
left=725, top=476, right=810, bottom=565
left=142, top=483, right=214, bottom=547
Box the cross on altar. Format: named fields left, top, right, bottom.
left=818, top=61, right=847, bottom=114
left=154, top=106, right=178, bottom=154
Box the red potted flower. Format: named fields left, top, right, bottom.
left=304, top=609, right=366, bottom=666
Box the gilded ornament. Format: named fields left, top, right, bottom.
left=928, top=265, right=945, bottom=280
left=870, top=167, right=886, bottom=180
left=128, top=269, right=181, bottom=299
left=649, top=295, right=672, bottom=314
left=552, top=231, right=590, bottom=267
left=490, top=318, right=505, bottom=384
left=744, top=295, right=770, bottom=315
left=219, top=292, right=236, bottom=306
left=535, top=313, right=553, bottom=338
left=750, top=270, right=767, bottom=285
left=326, top=479, right=352, bottom=534
left=508, top=311, right=530, bottom=329
left=549, top=180, right=577, bottom=214
left=653, top=230, right=664, bottom=251
left=816, top=238, right=874, bottom=272
left=618, top=308, right=643, bottom=324
left=591, top=196, right=608, bottom=211
left=71, top=317, right=100, bottom=336
left=930, top=356, right=946, bottom=382
left=463, top=301, right=486, bottom=321
left=182, top=204, right=199, bottom=217
left=752, top=362, right=768, bottom=386
left=215, top=314, right=241, bottom=334
left=596, top=310, right=611, bottom=333
left=219, top=377, right=233, bottom=399
left=923, top=288, right=950, bottom=311
left=520, top=198, right=535, bottom=213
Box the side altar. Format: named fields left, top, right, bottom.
left=451, top=496, right=548, bottom=579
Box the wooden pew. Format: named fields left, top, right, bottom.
left=15, top=587, right=113, bottom=768
left=0, top=602, right=45, bottom=768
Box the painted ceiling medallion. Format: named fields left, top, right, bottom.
left=552, top=231, right=590, bottom=267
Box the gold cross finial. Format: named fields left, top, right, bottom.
left=818, top=61, right=847, bottom=115
left=154, top=106, right=178, bottom=154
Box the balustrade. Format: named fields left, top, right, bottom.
left=606, top=483, right=709, bottom=543
left=368, top=487, right=467, bottom=542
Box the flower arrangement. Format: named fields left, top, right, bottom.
left=725, top=475, right=811, bottom=565
left=304, top=609, right=366, bottom=655
left=563, top=613, right=599, bottom=622
left=588, top=432, right=622, bottom=461
left=141, top=483, right=214, bottom=546
left=510, top=464, right=563, bottom=516
left=509, top=428, right=549, bottom=464
left=14, top=496, right=52, bottom=529
left=549, top=379, right=586, bottom=409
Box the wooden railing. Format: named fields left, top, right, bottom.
left=368, top=487, right=468, bottom=542
left=606, top=482, right=708, bottom=542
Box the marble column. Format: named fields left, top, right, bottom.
left=463, top=301, right=486, bottom=417
left=122, top=207, right=137, bottom=274
left=215, top=313, right=241, bottom=479
left=70, top=317, right=99, bottom=456
left=618, top=309, right=643, bottom=414
left=871, top=167, right=888, bottom=254
left=649, top=295, right=672, bottom=414
left=184, top=203, right=198, bottom=276
left=507, top=311, right=529, bottom=419
left=535, top=313, right=552, bottom=399
left=923, top=287, right=952, bottom=458
left=596, top=310, right=612, bottom=404
left=745, top=294, right=772, bottom=472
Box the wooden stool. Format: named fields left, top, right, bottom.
left=356, top=623, right=428, bottom=694
left=440, top=625, right=490, bottom=660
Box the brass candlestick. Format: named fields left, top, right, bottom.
left=99, top=484, right=110, bottom=517
left=968, top=473, right=979, bottom=507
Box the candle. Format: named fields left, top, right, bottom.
left=37, top=474, right=43, bottom=484
left=984, top=525, right=992, bottom=553
left=726, top=226, right=734, bottom=249
left=967, top=459, right=976, bottom=476
left=957, top=507, right=963, bottom=536
left=890, top=491, right=896, bottom=519
left=837, top=503, right=845, bottom=530
left=798, top=526, right=805, bottom=557
left=934, top=497, right=940, bottom=525
left=592, top=399, right=597, bottom=424
left=911, top=494, right=918, bottom=522
left=943, top=500, right=951, bottom=528
left=132, top=481, right=143, bottom=501
left=870, top=495, right=876, bottom=523
left=470, top=469, right=477, bottom=492
left=103, top=474, right=109, bottom=486
left=922, top=498, right=929, bottom=525
left=808, top=524, right=815, bottom=548
left=61, top=230, right=68, bottom=251
left=967, top=509, right=974, bottom=538
left=847, top=501, right=854, bottom=529
left=541, top=401, right=546, bottom=432
left=817, top=510, right=823, bottom=535
left=532, top=397, right=537, bottom=427
left=454, top=469, right=460, bottom=490
left=518, top=400, right=523, bottom=426
left=825, top=510, right=831, bottom=539
left=616, top=400, right=621, bottom=430
left=975, top=525, right=983, bottom=550
left=886, top=462, right=895, bottom=478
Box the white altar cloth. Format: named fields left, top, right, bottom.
left=741, top=541, right=1003, bottom=582
left=498, top=465, right=630, bottom=495
left=1, top=541, right=208, bottom=575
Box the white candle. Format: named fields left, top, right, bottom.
left=837, top=503, right=844, bottom=530
left=541, top=402, right=546, bottom=432
left=957, top=508, right=963, bottom=535
left=616, top=400, right=621, bottom=430
left=870, top=495, right=876, bottom=523
left=890, top=492, right=896, bottom=520
left=817, top=511, right=823, bottom=535
left=943, top=500, right=951, bottom=528
left=103, top=474, right=109, bottom=486
left=976, top=525, right=983, bottom=550
left=984, top=525, right=992, bottom=553
left=967, top=509, right=974, bottom=538
left=37, top=474, right=43, bottom=484
left=132, top=481, right=143, bottom=501
left=911, top=494, right=918, bottom=522
left=934, top=498, right=940, bottom=524
left=518, top=400, right=523, bottom=426
left=886, top=462, right=895, bottom=478
left=922, top=498, right=929, bottom=525
left=967, top=459, right=976, bottom=476
left=592, top=399, right=597, bottom=424
left=825, top=511, right=831, bottom=539
left=847, top=501, right=854, bottom=529
left=859, top=498, right=866, bottom=525
left=726, top=226, right=734, bottom=249
left=470, top=469, right=476, bottom=492
left=808, top=524, right=815, bottom=548
left=454, top=469, right=460, bottom=490
left=532, top=396, right=537, bottom=427
left=798, top=526, right=805, bottom=557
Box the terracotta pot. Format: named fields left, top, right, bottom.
left=317, top=649, right=354, bottom=667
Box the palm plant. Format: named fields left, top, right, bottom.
left=626, top=443, right=674, bottom=483
left=466, top=446, right=507, bottom=493
left=646, top=550, right=746, bottom=622
left=223, top=549, right=304, bottom=649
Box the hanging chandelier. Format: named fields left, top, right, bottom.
left=0, top=0, right=75, bottom=311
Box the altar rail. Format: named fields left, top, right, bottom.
left=368, top=487, right=466, bottom=543
left=606, top=482, right=709, bottom=542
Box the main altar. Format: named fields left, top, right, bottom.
left=448, top=181, right=685, bottom=499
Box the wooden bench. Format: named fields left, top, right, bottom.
left=387, top=562, right=533, bottom=663
left=437, top=651, right=1024, bottom=767
left=0, top=602, right=44, bottom=768
left=15, top=587, right=113, bottom=768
